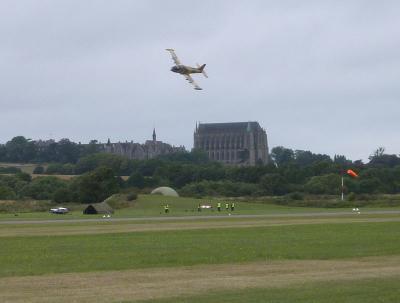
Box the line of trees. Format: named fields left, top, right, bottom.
left=0, top=168, right=122, bottom=204
left=0, top=136, right=100, bottom=163
left=1, top=136, right=400, bottom=199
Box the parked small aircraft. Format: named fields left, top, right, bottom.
left=166, top=49, right=208, bottom=90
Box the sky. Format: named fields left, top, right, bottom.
left=0, top=1, right=399, bottom=161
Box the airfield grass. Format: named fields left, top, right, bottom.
left=2, top=221, right=400, bottom=278
left=134, top=277, right=400, bottom=303
left=0, top=194, right=340, bottom=220
left=1, top=213, right=400, bottom=238
left=2, top=193, right=399, bottom=220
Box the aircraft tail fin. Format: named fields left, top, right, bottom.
left=197, top=63, right=208, bottom=78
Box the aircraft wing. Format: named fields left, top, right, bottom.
left=184, top=74, right=202, bottom=90
left=166, top=48, right=181, bottom=66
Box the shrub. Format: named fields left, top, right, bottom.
left=126, top=172, right=145, bottom=188
left=180, top=180, right=259, bottom=197
left=33, top=166, right=44, bottom=174
left=0, top=185, right=16, bottom=200
left=52, top=187, right=74, bottom=203
left=16, top=172, right=32, bottom=182
left=21, top=177, right=66, bottom=200
left=347, top=192, right=356, bottom=201
left=126, top=192, right=138, bottom=201
left=286, top=192, right=304, bottom=200
left=71, top=167, right=121, bottom=203
left=0, top=167, right=21, bottom=174
left=45, top=163, right=64, bottom=174
left=304, top=174, right=341, bottom=195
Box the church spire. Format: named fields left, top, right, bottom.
left=152, top=128, right=156, bottom=142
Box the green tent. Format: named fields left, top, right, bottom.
left=83, top=202, right=114, bottom=215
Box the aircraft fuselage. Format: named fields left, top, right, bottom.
left=170, top=65, right=202, bottom=75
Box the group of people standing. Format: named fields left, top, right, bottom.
left=196, top=202, right=235, bottom=212
left=163, top=202, right=236, bottom=214
left=216, top=202, right=235, bottom=212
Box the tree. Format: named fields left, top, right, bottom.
left=45, top=163, right=64, bottom=174
left=259, top=173, right=289, bottom=195
left=15, top=172, right=31, bottom=182
left=5, top=136, right=37, bottom=162
left=358, top=178, right=385, bottom=194
left=82, top=140, right=101, bottom=156
left=271, top=146, right=294, bottom=167
left=56, top=139, right=80, bottom=163
left=52, top=188, right=74, bottom=203
left=310, top=160, right=334, bottom=176
left=0, top=145, right=6, bottom=161
left=159, top=149, right=209, bottom=164
left=359, top=168, right=396, bottom=193
left=368, top=154, right=400, bottom=168
left=294, top=150, right=331, bottom=167
left=304, top=174, right=341, bottom=195
left=137, top=159, right=165, bottom=176
left=75, top=153, right=124, bottom=174
left=38, top=141, right=58, bottom=162
left=0, top=185, right=16, bottom=200
left=33, top=166, right=45, bottom=174
left=193, top=163, right=226, bottom=182
left=333, top=154, right=352, bottom=166
left=72, top=167, right=120, bottom=203
left=21, top=177, right=66, bottom=200
left=369, top=147, right=385, bottom=160
left=126, top=172, right=145, bottom=188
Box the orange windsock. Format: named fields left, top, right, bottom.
left=347, top=169, right=358, bottom=178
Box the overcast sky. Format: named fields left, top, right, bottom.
left=1, top=1, right=399, bottom=161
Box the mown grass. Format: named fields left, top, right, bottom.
left=134, top=276, right=400, bottom=303
left=1, top=221, right=400, bottom=278
left=2, top=194, right=400, bottom=220
left=0, top=194, right=343, bottom=220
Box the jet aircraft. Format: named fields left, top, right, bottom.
left=166, top=49, right=208, bottom=90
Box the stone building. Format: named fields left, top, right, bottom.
left=193, top=122, right=269, bottom=166
left=102, top=129, right=185, bottom=160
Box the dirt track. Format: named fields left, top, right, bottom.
left=1, top=256, right=399, bottom=303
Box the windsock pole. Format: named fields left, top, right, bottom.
left=341, top=176, right=344, bottom=201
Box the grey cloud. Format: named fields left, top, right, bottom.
left=0, top=1, right=399, bottom=161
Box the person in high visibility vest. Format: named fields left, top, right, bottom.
left=164, top=204, right=169, bottom=214
left=217, top=202, right=221, bottom=212
left=231, top=202, right=235, bottom=211
left=225, top=203, right=229, bottom=211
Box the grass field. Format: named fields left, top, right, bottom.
left=1, top=210, right=400, bottom=302
left=0, top=194, right=331, bottom=219
left=2, top=193, right=400, bottom=220
left=2, top=220, right=400, bottom=277
left=1, top=194, right=400, bottom=302
left=133, top=277, right=400, bottom=303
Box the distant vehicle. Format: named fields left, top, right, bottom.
left=49, top=207, right=69, bottom=214
left=166, top=48, right=208, bottom=90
